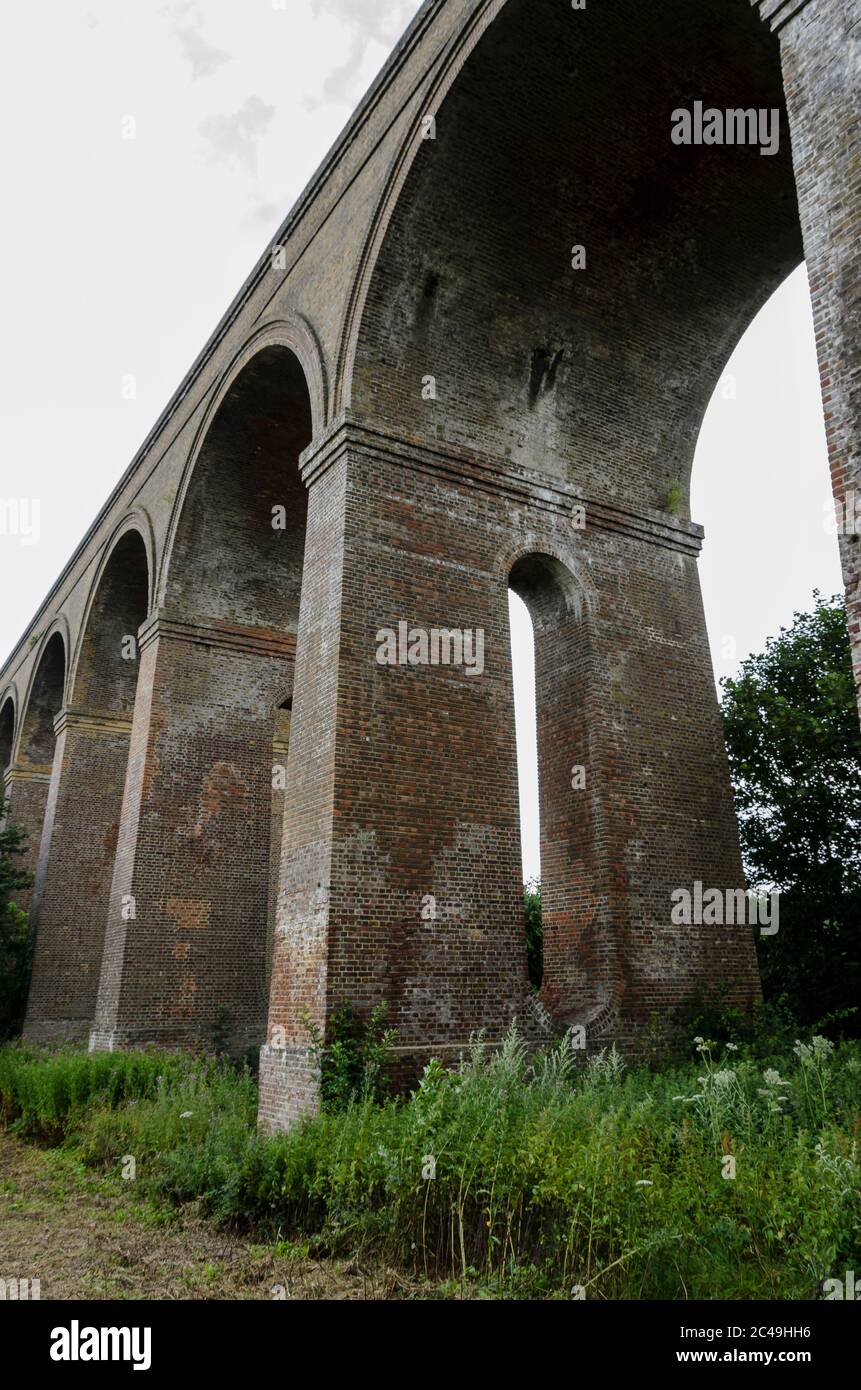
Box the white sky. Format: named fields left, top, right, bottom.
left=0, top=1, right=844, bottom=881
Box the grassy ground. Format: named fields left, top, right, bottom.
left=1, top=1030, right=859, bottom=1299
left=0, top=1130, right=424, bottom=1300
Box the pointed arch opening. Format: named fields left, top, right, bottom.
left=20, top=633, right=66, bottom=772
left=73, top=529, right=150, bottom=713
left=508, top=553, right=606, bottom=1023
left=508, top=587, right=542, bottom=988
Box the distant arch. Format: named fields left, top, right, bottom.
left=19, top=628, right=67, bottom=770
left=159, top=319, right=325, bottom=606
left=71, top=526, right=150, bottom=713
left=0, top=691, right=15, bottom=783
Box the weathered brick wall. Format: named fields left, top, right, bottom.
left=259, top=454, right=347, bottom=1129
left=2, top=772, right=49, bottom=915
left=90, top=346, right=310, bottom=1055
left=89, top=625, right=293, bottom=1053
left=23, top=715, right=132, bottom=1043
left=260, top=419, right=759, bottom=1129
left=23, top=530, right=149, bottom=1042
left=758, top=0, right=861, bottom=715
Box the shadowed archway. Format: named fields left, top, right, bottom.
left=91, top=343, right=314, bottom=1056
left=0, top=696, right=14, bottom=788
left=9, top=633, right=67, bottom=913
left=508, top=553, right=617, bottom=1029
left=23, top=532, right=150, bottom=1043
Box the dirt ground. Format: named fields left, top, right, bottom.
left=0, top=1131, right=424, bottom=1301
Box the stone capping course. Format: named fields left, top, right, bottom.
left=300, top=416, right=706, bottom=557
left=137, top=613, right=298, bottom=661
left=52, top=708, right=134, bottom=738
left=3, top=767, right=52, bottom=786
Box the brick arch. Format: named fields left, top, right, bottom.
left=19, top=626, right=67, bottom=771
left=8, top=625, right=68, bottom=922
left=335, top=0, right=508, bottom=415
left=70, top=523, right=152, bottom=714
left=22, top=518, right=156, bottom=1044
left=501, top=537, right=598, bottom=624
left=0, top=690, right=15, bottom=783
left=160, top=338, right=314, bottom=630
left=90, top=336, right=317, bottom=1056
left=22, top=537, right=153, bottom=1042
left=345, top=0, right=802, bottom=511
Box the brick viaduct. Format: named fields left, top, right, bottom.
left=0, top=0, right=858, bottom=1130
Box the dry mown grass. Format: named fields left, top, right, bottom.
left=0, top=1131, right=426, bottom=1301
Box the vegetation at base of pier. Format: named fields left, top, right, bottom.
left=1, top=1027, right=858, bottom=1300
left=1, top=595, right=859, bottom=1296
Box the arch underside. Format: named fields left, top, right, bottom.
left=166, top=344, right=311, bottom=631
left=352, top=0, right=803, bottom=513
left=73, top=530, right=150, bottom=713
left=20, top=633, right=66, bottom=771
left=0, top=696, right=15, bottom=782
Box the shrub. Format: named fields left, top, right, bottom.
left=308, top=1003, right=397, bottom=1113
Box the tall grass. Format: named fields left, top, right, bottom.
left=0, top=1043, right=192, bottom=1141
left=2, top=1031, right=859, bottom=1298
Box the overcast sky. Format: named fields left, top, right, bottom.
left=0, top=1, right=844, bottom=880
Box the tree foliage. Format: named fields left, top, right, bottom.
left=524, top=878, right=543, bottom=990
left=720, top=594, right=861, bottom=1034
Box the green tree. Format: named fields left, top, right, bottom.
left=524, top=877, right=543, bottom=990
left=0, top=799, right=32, bottom=1038
left=720, top=594, right=861, bottom=1035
